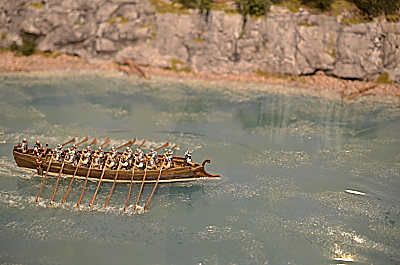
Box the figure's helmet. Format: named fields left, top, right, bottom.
left=98, top=147, right=102, bottom=151
left=87, top=146, right=91, bottom=151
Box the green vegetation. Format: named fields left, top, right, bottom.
left=108, top=16, right=129, bottom=24
left=376, top=72, right=393, bottom=84
left=324, top=49, right=337, bottom=59
left=20, top=37, right=37, bottom=56
left=236, top=0, right=272, bottom=18
left=28, top=2, right=44, bottom=8
left=9, top=37, right=37, bottom=56
left=301, top=0, right=333, bottom=11
left=330, top=0, right=357, bottom=15
left=148, top=0, right=399, bottom=23
left=255, top=70, right=307, bottom=82
left=192, top=38, right=205, bottom=43
left=349, top=0, right=400, bottom=17
left=298, top=21, right=316, bottom=26
left=386, top=14, right=399, bottom=22
left=279, top=0, right=301, bottom=12
left=35, top=50, right=61, bottom=58
left=169, top=58, right=191, bottom=73
left=1, top=33, right=7, bottom=40
left=10, top=41, right=20, bottom=52
left=148, top=0, right=189, bottom=14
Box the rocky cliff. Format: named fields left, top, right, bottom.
left=1, top=0, right=399, bottom=83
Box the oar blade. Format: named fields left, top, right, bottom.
left=62, top=137, right=77, bottom=146
left=155, top=142, right=169, bottom=152
left=88, top=138, right=97, bottom=146
left=116, top=140, right=133, bottom=150
left=138, top=139, right=146, bottom=149
left=76, top=137, right=89, bottom=146
left=101, top=137, right=111, bottom=148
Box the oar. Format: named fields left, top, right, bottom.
left=134, top=161, right=148, bottom=210
left=116, top=139, right=135, bottom=151
left=61, top=138, right=97, bottom=204
left=171, top=144, right=178, bottom=150
left=61, top=137, right=77, bottom=147
left=75, top=137, right=89, bottom=146
left=123, top=141, right=167, bottom=212
left=155, top=142, right=169, bottom=152
left=138, top=139, right=146, bottom=149
left=143, top=142, right=170, bottom=210
left=36, top=155, right=54, bottom=202
left=101, top=137, right=111, bottom=148
left=103, top=163, right=122, bottom=208
left=144, top=163, right=164, bottom=211
left=87, top=138, right=97, bottom=147
left=88, top=165, right=107, bottom=207
left=49, top=139, right=82, bottom=204
left=40, top=143, right=49, bottom=158
left=76, top=160, right=94, bottom=207
left=123, top=167, right=135, bottom=212
left=61, top=152, right=83, bottom=203
left=50, top=160, right=65, bottom=204
left=86, top=137, right=111, bottom=207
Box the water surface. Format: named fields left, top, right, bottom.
left=0, top=71, right=399, bottom=264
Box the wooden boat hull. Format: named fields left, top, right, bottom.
left=13, top=147, right=220, bottom=183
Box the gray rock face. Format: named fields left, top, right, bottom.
left=0, top=0, right=399, bottom=83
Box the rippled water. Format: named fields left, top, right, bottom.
left=0, top=70, right=399, bottom=264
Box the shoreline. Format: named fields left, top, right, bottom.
left=1, top=51, right=400, bottom=100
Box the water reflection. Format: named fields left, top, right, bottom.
left=0, top=71, right=399, bottom=264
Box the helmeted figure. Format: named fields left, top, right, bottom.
left=104, top=153, right=118, bottom=170
left=163, top=149, right=174, bottom=169
left=134, top=148, right=146, bottom=170
left=82, top=146, right=92, bottom=167
left=147, top=148, right=158, bottom=169
left=184, top=150, right=194, bottom=166
left=93, top=147, right=105, bottom=169
left=66, top=147, right=77, bottom=165
left=21, top=138, right=28, bottom=154
left=121, top=147, right=133, bottom=170
left=54, top=144, right=64, bottom=162
left=32, top=140, right=43, bottom=156
left=111, top=147, right=118, bottom=159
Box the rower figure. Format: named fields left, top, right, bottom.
left=184, top=150, right=194, bottom=166
left=111, top=146, right=118, bottom=159
left=133, top=148, right=146, bottom=170
left=32, top=140, right=43, bottom=156
left=147, top=148, right=158, bottom=170
left=104, top=154, right=118, bottom=170
left=65, top=147, right=77, bottom=165
left=121, top=147, right=133, bottom=170
left=93, top=147, right=105, bottom=169
left=21, top=138, right=28, bottom=153
left=54, top=144, right=64, bottom=162
left=82, top=146, right=92, bottom=167
left=163, top=149, right=174, bottom=169
left=44, top=143, right=51, bottom=157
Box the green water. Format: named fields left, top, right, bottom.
left=0, top=71, right=399, bottom=264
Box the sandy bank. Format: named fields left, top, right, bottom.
left=1, top=51, right=399, bottom=100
